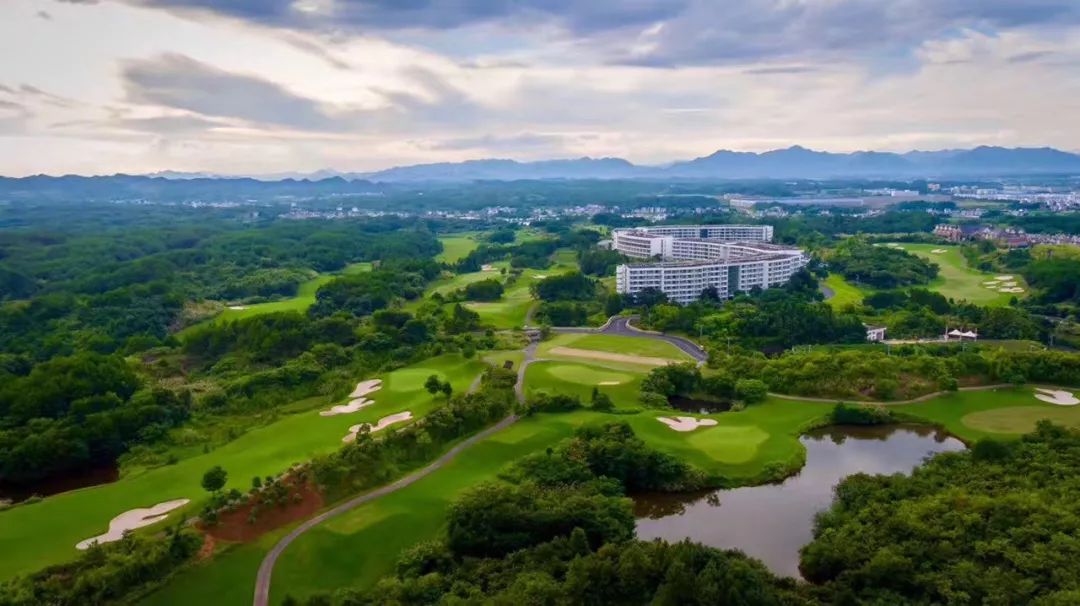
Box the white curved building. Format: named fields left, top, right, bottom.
left=613, top=225, right=807, bottom=304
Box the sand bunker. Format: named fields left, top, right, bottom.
left=998, top=287, right=1025, bottom=293
left=342, top=411, right=413, bottom=443
left=996, top=275, right=1014, bottom=281
left=549, top=346, right=679, bottom=367
left=320, top=398, right=374, bottom=416
left=76, top=499, right=190, bottom=550
left=597, top=380, right=622, bottom=385
left=656, top=416, right=719, bottom=432
left=321, top=380, right=384, bottom=416
left=227, top=305, right=247, bottom=310
left=931, top=249, right=947, bottom=254
left=983, top=281, right=999, bottom=286
left=1035, top=388, right=1080, bottom=406
left=348, top=379, right=383, bottom=399
left=481, top=264, right=496, bottom=271
left=886, top=243, right=900, bottom=247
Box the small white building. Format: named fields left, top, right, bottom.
left=865, top=325, right=887, bottom=342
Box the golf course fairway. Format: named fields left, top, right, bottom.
left=0, top=354, right=485, bottom=582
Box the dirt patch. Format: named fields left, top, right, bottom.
left=656, top=416, right=718, bottom=432
left=197, top=533, right=216, bottom=560
left=549, top=346, right=679, bottom=367
left=203, top=480, right=323, bottom=543
left=77, top=498, right=190, bottom=549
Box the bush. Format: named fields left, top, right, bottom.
left=638, top=391, right=669, bottom=409
left=734, top=379, right=768, bottom=404
left=830, top=402, right=893, bottom=425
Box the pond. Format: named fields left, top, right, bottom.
left=634, top=424, right=965, bottom=578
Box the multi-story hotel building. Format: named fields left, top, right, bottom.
left=612, top=225, right=808, bottom=304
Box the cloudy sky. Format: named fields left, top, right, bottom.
left=2, top=0, right=1079, bottom=176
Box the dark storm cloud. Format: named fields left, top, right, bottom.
left=122, top=0, right=1080, bottom=67
left=121, top=53, right=352, bottom=130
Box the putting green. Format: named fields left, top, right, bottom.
left=0, top=354, right=485, bottom=582
left=545, top=363, right=631, bottom=385
left=961, top=406, right=1080, bottom=434
left=885, top=243, right=1025, bottom=306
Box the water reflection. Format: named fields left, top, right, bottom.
left=633, top=424, right=964, bottom=578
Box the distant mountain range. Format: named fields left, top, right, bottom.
left=4, top=147, right=1080, bottom=191
left=351, top=146, right=1080, bottom=181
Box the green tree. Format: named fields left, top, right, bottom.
left=201, top=465, right=227, bottom=493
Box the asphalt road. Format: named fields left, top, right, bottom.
left=252, top=339, right=539, bottom=606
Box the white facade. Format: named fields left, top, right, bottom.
left=612, top=225, right=807, bottom=304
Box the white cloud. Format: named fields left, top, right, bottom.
left=0, top=0, right=1077, bottom=174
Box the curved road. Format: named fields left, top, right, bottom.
left=253, top=338, right=540, bottom=606
left=552, top=315, right=708, bottom=364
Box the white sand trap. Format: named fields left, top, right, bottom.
left=227, top=305, right=248, bottom=310
left=886, top=243, right=900, bottom=247
left=534, top=274, right=547, bottom=279
left=983, top=281, right=999, bottom=285
left=656, top=416, right=718, bottom=432
left=1002, top=281, right=1017, bottom=287
left=1035, top=388, right=1080, bottom=406
left=999, top=287, right=1025, bottom=293
left=320, top=398, right=373, bottom=417
left=342, top=411, right=413, bottom=442
left=77, top=499, right=190, bottom=550
left=348, top=379, right=383, bottom=399
left=996, top=275, right=1014, bottom=281
left=481, top=264, right=496, bottom=271
left=597, top=380, right=622, bottom=385
left=931, top=249, right=947, bottom=254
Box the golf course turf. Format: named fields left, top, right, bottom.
left=136, top=376, right=1078, bottom=605
left=822, top=273, right=868, bottom=309
left=885, top=242, right=1025, bottom=306
left=0, top=354, right=485, bottom=582
left=434, top=235, right=480, bottom=263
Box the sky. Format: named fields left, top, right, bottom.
left=1, top=0, right=1079, bottom=176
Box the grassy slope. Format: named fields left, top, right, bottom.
left=178, top=263, right=373, bottom=337
left=894, top=385, right=1080, bottom=442
left=0, top=354, right=485, bottom=582
left=823, top=273, right=869, bottom=309
left=886, top=243, right=1024, bottom=306
left=434, top=235, right=480, bottom=263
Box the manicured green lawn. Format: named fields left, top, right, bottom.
left=435, top=235, right=480, bottom=263
left=894, top=385, right=1080, bottom=441
left=884, top=243, right=1024, bottom=306
left=0, top=354, right=485, bottom=582
left=539, top=333, right=693, bottom=362
left=526, top=360, right=645, bottom=406
left=822, top=273, right=869, bottom=309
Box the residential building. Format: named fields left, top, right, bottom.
left=612, top=225, right=807, bottom=304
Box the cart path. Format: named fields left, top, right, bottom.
left=253, top=339, right=539, bottom=606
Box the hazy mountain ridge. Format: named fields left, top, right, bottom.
left=3, top=147, right=1079, bottom=189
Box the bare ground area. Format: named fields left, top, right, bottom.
left=202, top=480, right=324, bottom=544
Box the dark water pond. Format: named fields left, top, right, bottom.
left=634, top=424, right=964, bottom=578
left=0, top=463, right=119, bottom=503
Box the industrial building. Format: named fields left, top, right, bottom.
left=612, top=225, right=808, bottom=303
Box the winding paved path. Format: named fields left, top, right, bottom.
left=252, top=340, right=539, bottom=606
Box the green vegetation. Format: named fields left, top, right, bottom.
left=890, top=242, right=1022, bottom=305
left=538, top=333, right=693, bottom=361
left=434, top=235, right=479, bottom=263
left=0, top=354, right=484, bottom=581
left=822, top=273, right=867, bottom=309
left=802, top=422, right=1080, bottom=605
left=826, top=237, right=939, bottom=289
